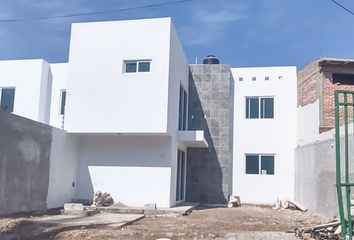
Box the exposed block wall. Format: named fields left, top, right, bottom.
left=186, top=64, right=234, bottom=204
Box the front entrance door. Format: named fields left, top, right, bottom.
left=176, top=149, right=186, bottom=202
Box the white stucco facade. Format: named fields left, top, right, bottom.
left=231, top=67, right=297, bottom=204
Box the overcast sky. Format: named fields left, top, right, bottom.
left=0, top=0, right=353, bottom=69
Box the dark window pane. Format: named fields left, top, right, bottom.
left=138, top=62, right=150, bottom=72
left=125, top=62, right=137, bottom=73
left=176, top=150, right=181, bottom=201
left=60, top=90, right=66, bottom=115
left=178, top=86, right=183, bottom=130
left=246, top=98, right=259, bottom=118
left=261, top=156, right=274, bottom=175
left=333, top=73, right=354, bottom=85
left=246, top=155, right=259, bottom=174
left=183, top=90, right=188, bottom=130
left=261, top=98, right=274, bottom=118
left=180, top=151, right=185, bottom=200
left=1, top=88, right=15, bottom=113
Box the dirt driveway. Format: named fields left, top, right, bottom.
left=0, top=205, right=333, bottom=240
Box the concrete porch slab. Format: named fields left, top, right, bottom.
left=33, top=212, right=144, bottom=228
left=96, top=202, right=199, bottom=216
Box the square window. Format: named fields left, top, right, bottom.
left=252, top=77, right=256, bottom=81
left=246, top=97, right=274, bottom=119
left=125, top=62, right=137, bottom=73
left=0, top=88, right=15, bottom=113
left=239, top=77, right=243, bottom=81
left=246, top=154, right=275, bottom=175
left=265, top=76, right=270, bottom=81
left=138, top=62, right=150, bottom=72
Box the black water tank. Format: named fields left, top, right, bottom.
left=203, top=55, right=220, bottom=64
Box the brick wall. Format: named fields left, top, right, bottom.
left=322, top=71, right=354, bottom=131
left=298, top=59, right=354, bottom=133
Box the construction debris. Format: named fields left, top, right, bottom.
left=294, top=221, right=341, bottom=239
left=273, top=198, right=308, bottom=212
left=228, top=196, right=241, bottom=208
left=92, top=191, right=114, bottom=207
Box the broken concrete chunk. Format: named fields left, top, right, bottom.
left=228, top=196, right=241, bottom=208
left=92, top=191, right=114, bottom=207
left=64, top=203, right=84, bottom=211
left=144, top=203, right=157, bottom=210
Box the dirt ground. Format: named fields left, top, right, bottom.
left=0, top=205, right=333, bottom=240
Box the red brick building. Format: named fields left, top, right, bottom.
left=298, top=57, right=354, bottom=133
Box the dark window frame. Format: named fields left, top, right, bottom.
left=0, top=87, right=15, bottom=113
left=178, top=85, right=188, bottom=130
left=246, top=96, right=274, bottom=119
left=60, top=89, right=67, bottom=115
left=245, top=154, right=275, bottom=175
left=124, top=60, right=151, bottom=73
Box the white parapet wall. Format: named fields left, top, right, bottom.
left=231, top=66, right=297, bottom=204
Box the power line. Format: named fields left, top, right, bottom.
left=328, top=0, right=354, bottom=15
left=0, top=0, right=197, bottom=23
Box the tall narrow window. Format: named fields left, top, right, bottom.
left=176, top=149, right=186, bottom=201
left=246, top=97, right=274, bottom=119
left=60, top=90, right=67, bottom=115
left=178, top=85, right=188, bottom=130
left=260, top=98, right=274, bottom=118
left=246, top=97, right=259, bottom=119
left=0, top=88, right=15, bottom=113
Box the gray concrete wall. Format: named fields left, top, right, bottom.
left=0, top=111, right=52, bottom=215
left=295, top=134, right=354, bottom=217
left=186, top=64, right=234, bottom=204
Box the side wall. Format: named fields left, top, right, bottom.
left=0, top=111, right=80, bottom=214
left=49, top=63, right=68, bottom=129
left=0, top=111, right=51, bottom=215
left=75, top=135, right=172, bottom=207
left=295, top=140, right=337, bottom=216
left=46, top=128, right=79, bottom=208
left=167, top=22, right=190, bottom=206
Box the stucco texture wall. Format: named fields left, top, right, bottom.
left=295, top=134, right=354, bottom=217
left=0, top=111, right=52, bottom=215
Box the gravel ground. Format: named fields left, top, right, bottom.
left=0, top=205, right=334, bottom=240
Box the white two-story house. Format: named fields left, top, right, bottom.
left=0, top=17, right=297, bottom=208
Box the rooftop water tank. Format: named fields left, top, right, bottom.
left=203, top=55, right=220, bottom=64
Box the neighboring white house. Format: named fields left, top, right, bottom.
left=0, top=59, right=52, bottom=124
left=0, top=17, right=298, bottom=208
left=231, top=67, right=297, bottom=203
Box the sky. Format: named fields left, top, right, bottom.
left=0, top=0, right=353, bottom=69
